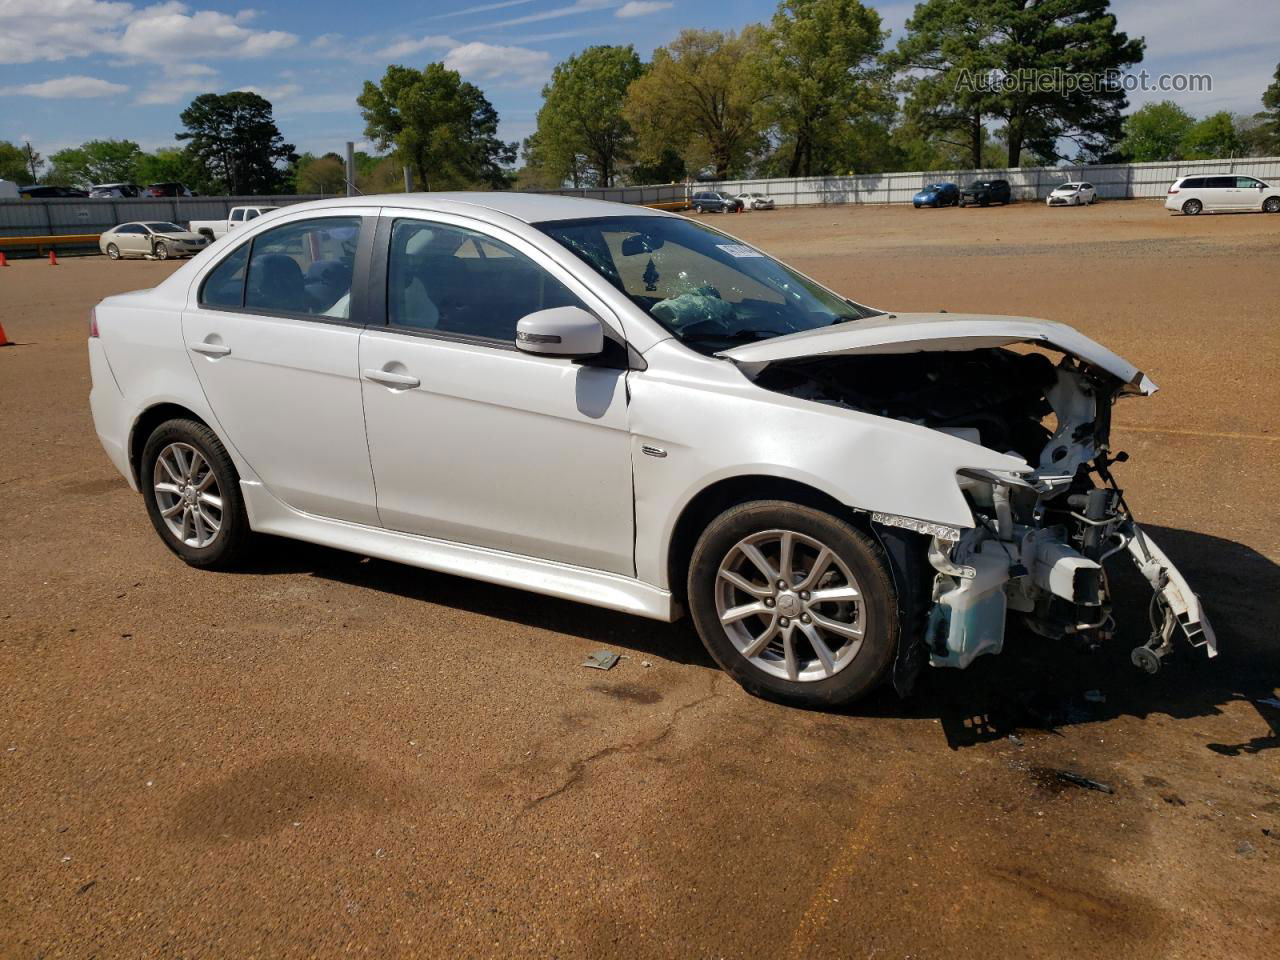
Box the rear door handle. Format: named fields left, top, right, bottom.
left=363, top=368, right=420, bottom=389
left=189, top=341, right=231, bottom=357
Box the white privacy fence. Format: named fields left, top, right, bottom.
left=546, top=155, right=1280, bottom=206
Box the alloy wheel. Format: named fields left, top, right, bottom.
left=153, top=442, right=222, bottom=548
left=714, top=529, right=865, bottom=682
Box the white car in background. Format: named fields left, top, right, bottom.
left=87, top=193, right=1215, bottom=708
left=1046, top=182, right=1096, bottom=206
left=736, top=192, right=776, bottom=210
left=188, top=205, right=280, bottom=240
left=99, top=221, right=210, bottom=260
left=1165, top=174, right=1280, bottom=215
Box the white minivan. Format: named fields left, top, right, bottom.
left=1165, top=174, right=1280, bottom=215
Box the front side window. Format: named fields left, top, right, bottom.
left=538, top=215, right=877, bottom=353
left=230, top=209, right=244, bottom=222
left=387, top=219, right=583, bottom=342
left=244, top=217, right=361, bottom=318
left=1236, top=177, right=1261, bottom=188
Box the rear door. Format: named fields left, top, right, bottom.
left=1203, top=176, right=1236, bottom=210
left=181, top=209, right=380, bottom=524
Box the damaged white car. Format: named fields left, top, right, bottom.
left=87, top=194, right=1215, bottom=708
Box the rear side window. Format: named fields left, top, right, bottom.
left=244, top=217, right=361, bottom=318
left=387, top=219, right=583, bottom=342
left=245, top=209, right=261, bottom=221
left=200, top=244, right=249, bottom=308
left=1180, top=178, right=1203, bottom=188
left=1206, top=176, right=1234, bottom=189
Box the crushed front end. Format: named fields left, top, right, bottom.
left=756, top=342, right=1217, bottom=677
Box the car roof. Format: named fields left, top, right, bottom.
left=285, top=191, right=673, bottom=224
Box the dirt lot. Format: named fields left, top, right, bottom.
left=2, top=199, right=1277, bottom=958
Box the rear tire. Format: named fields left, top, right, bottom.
left=106, top=243, right=120, bottom=260
left=140, top=418, right=252, bottom=569
left=1182, top=199, right=1203, bottom=216
left=694, top=204, right=704, bottom=214
left=687, top=501, right=899, bottom=709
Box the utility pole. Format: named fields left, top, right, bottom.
left=345, top=141, right=356, bottom=197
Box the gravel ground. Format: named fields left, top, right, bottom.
left=1, top=199, right=1277, bottom=958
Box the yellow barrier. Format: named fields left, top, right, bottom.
left=0, top=233, right=101, bottom=253
left=644, top=200, right=690, bottom=211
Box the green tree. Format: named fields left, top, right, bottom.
left=892, top=0, right=1143, bottom=167
left=536, top=45, right=645, bottom=187
left=177, top=92, right=297, bottom=195
left=1255, top=62, right=1280, bottom=154
left=625, top=28, right=765, bottom=180
left=755, top=0, right=894, bottom=177
left=295, top=152, right=348, bottom=194
left=1118, top=101, right=1195, bottom=162
left=136, top=146, right=209, bottom=192
left=1181, top=112, right=1244, bottom=159
left=22, top=141, right=43, bottom=181
left=46, top=139, right=143, bottom=187
left=0, top=141, right=28, bottom=182
left=359, top=63, right=514, bottom=191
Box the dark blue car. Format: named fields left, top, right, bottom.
left=912, top=182, right=960, bottom=208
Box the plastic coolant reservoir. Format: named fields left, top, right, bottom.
left=927, top=542, right=1010, bottom=669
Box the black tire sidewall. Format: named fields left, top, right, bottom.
left=687, top=501, right=899, bottom=709
left=140, top=418, right=249, bottom=568
left=155, top=242, right=168, bottom=260
left=1183, top=200, right=1202, bottom=215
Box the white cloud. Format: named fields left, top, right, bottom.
left=443, top=42, right=551, bottom=86
left=233, top=82, right=303, bottom=102
left=117, top=5, right=297, bottom=60
left=616, top=1, right=671, bottom=17
left=377, top=34, right=457, bottom=60
left=456, top=0, right=616, bottom=34
left=135, top=62, right=217, bottom=105
left=0, top=1, right=297, bottom=65
left=2, top=74, right=128, bottom=98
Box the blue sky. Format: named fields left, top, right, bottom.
left=1, top=0, right=1277, bottom=161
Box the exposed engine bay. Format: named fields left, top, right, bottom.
left=754, top=346, right=1217, bottom=675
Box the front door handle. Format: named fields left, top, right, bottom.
left=363, top=367, right=420, bottom=389
left=190, top=341, right=231, bottom=357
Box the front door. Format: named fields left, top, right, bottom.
left=359, top=213, right=636, bottom=575
left=182, top=211, right=379, bottom=525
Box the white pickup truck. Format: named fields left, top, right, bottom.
left=188, top=204, right=278, bottom=240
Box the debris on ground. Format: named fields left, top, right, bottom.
left=1083, top=690, right=1106, bottom=703
left=1056, top=771, right=1115, bottom=794
left=1235, top=840, right=1257, bottom=857
left=581, top=650, right=620, bottom=671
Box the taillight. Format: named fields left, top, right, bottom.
left=1168, top=186, right=1179, bottom=194
left=89, top=307, right=99, bottom=338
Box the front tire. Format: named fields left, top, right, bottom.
left=141, top=418, right=252, bottom=569
left=687, top=501, right=899, bottom=709
left=1264, top=197, right=1280, bottom=213
left=1182, top=199, right=1203, bottom=216
left=154, top=241, right=169, bottom=260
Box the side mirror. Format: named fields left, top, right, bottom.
left=515, top=306, right=604, bottom=359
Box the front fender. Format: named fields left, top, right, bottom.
left=628, top=341, right=1027, bottom=588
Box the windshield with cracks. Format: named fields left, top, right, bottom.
left=536, top=215, right=879, bottom=353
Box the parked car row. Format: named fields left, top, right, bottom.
left=16, top=182, right=195, bottom=199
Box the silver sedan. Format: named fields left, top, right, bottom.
left=100, top=222, right=210, bottom=261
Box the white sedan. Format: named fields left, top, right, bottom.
left=100, top=221, right=210, bottom=260
left=87, top=194, right=1215, bottom=707
left=736, top=192, right=775, bottom=210
left=1046, top=182, right=1096, bottom=206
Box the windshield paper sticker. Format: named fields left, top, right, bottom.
left=716, top=243, right=763, bottom=258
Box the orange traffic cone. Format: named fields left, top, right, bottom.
left=0, top=321, right=12, bottom=346
left=48, top=249, right=58, bottom=265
